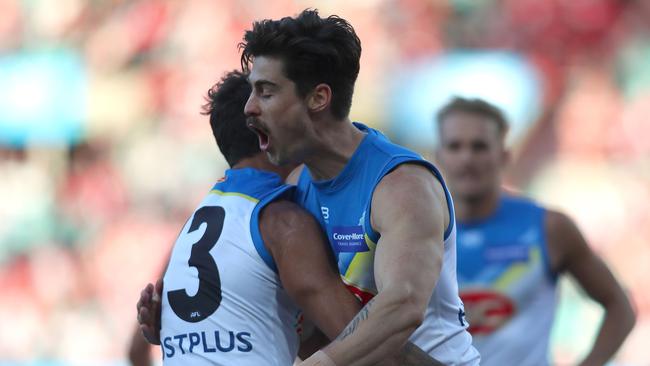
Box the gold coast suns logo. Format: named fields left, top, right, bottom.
left=460, top=290, right=516, bottom=335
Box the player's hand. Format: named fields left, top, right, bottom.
left=136, top=279, right=163, bottom=345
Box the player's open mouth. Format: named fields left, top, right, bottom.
left=247, top=121, right=270, bottom=151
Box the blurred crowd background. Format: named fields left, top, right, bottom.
left=0, top=0, right=648, bottom=365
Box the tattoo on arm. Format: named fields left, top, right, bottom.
left=336, top=298, right=376, bottom=341
left=334, top=298, right=444, bottom=365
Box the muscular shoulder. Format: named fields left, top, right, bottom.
left=544, top=209, right=587, bottom=273
left=259, top=199, right=321, bottom=250
left=371, top=163, right=449, bottom=234
left=545, top=209, right=575, bottom=233
left=379, top=163, right=436, bottom=187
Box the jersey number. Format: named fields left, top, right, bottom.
left=168, top=206, right=225, bottom=323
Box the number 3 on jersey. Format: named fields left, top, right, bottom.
left=168, top=206, right=225, bottom=323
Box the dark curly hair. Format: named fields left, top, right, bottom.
left=239, top=9, right=361, bottom=120
left=202, top=70, right=258, bottom=167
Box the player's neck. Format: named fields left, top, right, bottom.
left=303, top=118, right=365, bottom=181
left=233, top=154, right=293, bottom=180
left=455, top=190, right=501, bottom=222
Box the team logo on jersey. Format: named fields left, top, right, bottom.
left=331, top=226, right=368, bottom=253
left=321, top=206, right=330, bottom=222
left=459, top=289, right=516, bottom=335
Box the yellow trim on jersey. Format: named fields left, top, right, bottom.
left=493, top=247, right=540, bottom=291
left=344, top=234, right=377, bottom=277
left=209, top=189, right=259, bottom=203
left=365, top=234, right=377, bottom=246
left=342, top=234, right=378, bottom=292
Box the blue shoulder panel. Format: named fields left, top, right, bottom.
left=212, top=167, right=284, bottom=201
left=212, top=167, right=294, bottom=273
left=364, top=157, right=456, bottom=245
left=250, top=185, right=295, bottom=273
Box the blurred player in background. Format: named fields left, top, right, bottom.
left=434, top=97, right=636, bottom=366
left=241, top=9, right=479, bottom=366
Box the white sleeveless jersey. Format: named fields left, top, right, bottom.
left=160, top=168, right=301, bottom=366
left=294, top=124, right=480, bottom=366
left=457, top=195, right=557, bottom=366
left=409, top=222, right=481, bottom=366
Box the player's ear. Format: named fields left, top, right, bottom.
left=307, top=83, right=331, bottom=113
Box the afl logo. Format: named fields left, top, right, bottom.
left=459, top=290, right=515, bottom=335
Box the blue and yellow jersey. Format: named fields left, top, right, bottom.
left=294, top=123, right=449, bottom=302
left=294, top=123, right=479, bottom=365
left=457, top=194, right=557, bottom=366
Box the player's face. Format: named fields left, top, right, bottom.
left=245, top=56, right=312, bottom=166
left=436, top=112, right=506, bottom=201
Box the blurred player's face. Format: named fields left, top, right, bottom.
left=245, top=56, right=312, bottom=166
left=436, top=112, right=507, bottom=202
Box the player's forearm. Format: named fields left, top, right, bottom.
left=128, top=347, right=152, bottom=366
left=298, top=328, right=330, bottom=360
left=292, top=283, right=362, bottom=340
left=322, top=287, right=426, bottom=366
left=128, top=325, right=153, bottom=366
left=298, top=291, right=441, bottom=365
left=579, top=297, right=636, bottom=366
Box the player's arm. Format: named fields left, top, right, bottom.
left=265, top=199, right=442, bottom=366
left=298, top=326, right=331, bottom=360
left=546, top=210, right=636, bottom=366
left=128, top=324, right=153, bottom=366
left=305, top=164, right=446, bottom=366
left=260, top=200, right=362, bottom=341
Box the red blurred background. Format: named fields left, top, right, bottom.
left=0, top=0, right=648, bottom=364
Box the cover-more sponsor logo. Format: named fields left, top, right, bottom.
left=333, top=232, right=364, bottom=241
left=331, top=226, right=368, bottom=253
